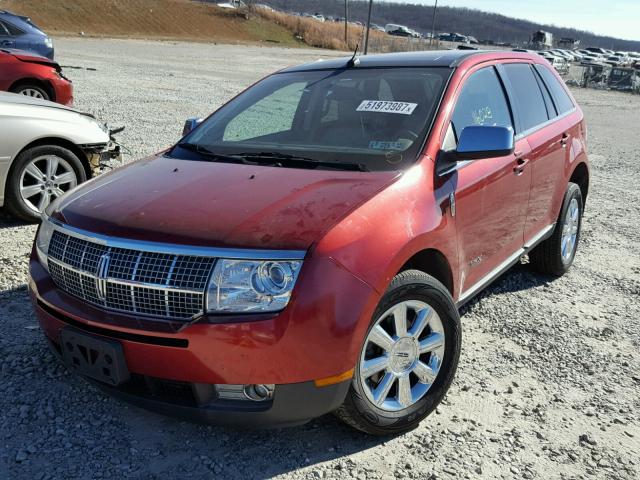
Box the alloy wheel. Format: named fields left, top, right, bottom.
left=561, top=198, right=580, bottom=263
left=359, top=300, right=445, bottom=412
left=19, top=155, right=77, bottom=213
left=19, top=88, right=46, bottom=99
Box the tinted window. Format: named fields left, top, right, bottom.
left=502, top=63, right=549, bottom=132
left=1, top=20, right=23, bottom=35
left=450, top=67, right=513, bottom=140
left=0, top=21, right=9, bottom=36
left=533, top=69, right=558, bottom=118
left=534, top=64, right=575, bottom=114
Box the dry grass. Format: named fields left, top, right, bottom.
left=253, top=8, right=369, bottom=51
left=252, top=8, right=445, bottom=54
left=0, top=0, right=301, bottom=45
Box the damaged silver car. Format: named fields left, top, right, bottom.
left=0, top=91, right=121, bottom=221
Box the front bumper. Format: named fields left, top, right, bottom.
left=29, top=249, right=378, bottom=426
left=43, top=330, right=349, bottom=428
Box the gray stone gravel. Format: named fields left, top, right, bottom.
left=1, top=38, right=639, bottom=479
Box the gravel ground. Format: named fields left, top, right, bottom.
left=1, top=38, right=639, bottom=479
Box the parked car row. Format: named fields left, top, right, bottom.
left=0, top=10, right=121, bottom=221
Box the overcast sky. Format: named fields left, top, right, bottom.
left=382, top=0, right=638, bottom=41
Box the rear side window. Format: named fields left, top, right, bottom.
left=534, top=64, right=575, bottom=114
left=450, top=67, right=513, bottom=139
left=0, top=21, right=10, bottom=36
left=1, top=20, right=24, bottom=35
left=502, top=63, right=549, bottom=133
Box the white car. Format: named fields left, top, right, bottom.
left=0, top=92, right=120, bottom=221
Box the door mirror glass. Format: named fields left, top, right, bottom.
left=182, top=117, right=203, bottom=136
left=455, top=125, right=514, bottom=160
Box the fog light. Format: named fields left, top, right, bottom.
left=243, top=384, right=274, bottom=401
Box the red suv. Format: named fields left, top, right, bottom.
left=30, top=51, right=589, bottom=435
left=0, top=48, right=72, bottom=105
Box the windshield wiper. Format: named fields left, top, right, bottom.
left=238, top=152, right=369, bottom=172
left=176, top=142, right=248, bottom=164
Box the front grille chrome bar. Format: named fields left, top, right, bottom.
left=42, top=219, right=306, bottom=322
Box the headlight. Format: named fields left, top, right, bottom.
left=206, top=259, right=303, bottom=313
left=36, top=216, right=55, bottom=271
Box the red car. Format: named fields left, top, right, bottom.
left=0, top=48, right=72, bottom=105
left=30, top=50, right=589, bottom=435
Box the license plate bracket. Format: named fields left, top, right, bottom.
left=60, top=328, right=130, bottom=386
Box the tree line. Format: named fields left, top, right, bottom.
left=263, top=0, right=640, bottom=51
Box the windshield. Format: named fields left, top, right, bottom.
left=176, top=67, right=451, bottom=171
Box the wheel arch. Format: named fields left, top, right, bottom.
left=5, top=137, right=91, bottom=192
left=569, top=161, right=589, bottom=205
left=9, top=78, right=56, bottom=102
left=398, top=248, right=455, bottom=297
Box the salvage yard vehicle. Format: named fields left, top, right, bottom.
left=0, top=92, right=120, bottom=221
left=30, top=50, right=589, bottom=435
left=0, top=48, right=72, bottom=104
left=0, top=10, right=54, bottom=59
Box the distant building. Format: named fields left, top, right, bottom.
left=530, top=30, right=553, bottom=50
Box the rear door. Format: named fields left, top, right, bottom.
left=445, top=65, right=532, bottom=296
left=498, top=62, right=569, bottom=243
left=0, top=21, right=16, bottom=48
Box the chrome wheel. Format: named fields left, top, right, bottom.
left=359, top=300, right=445, bottom=412
left=19, top=155, right=77, bottom=213
left=561, top=197, right=580, bottom=263
left=19, top=88, right=46, bottom=99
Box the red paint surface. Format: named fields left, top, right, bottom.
left=0, top=49, right=73, bottom=106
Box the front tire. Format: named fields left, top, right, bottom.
left=335, top=270, right=461, bottom=436
left=10, top=84, right=50, bottom=101
left=5, top=145, right=86, bottom=222
left=529, top=182, right=583, bottom=276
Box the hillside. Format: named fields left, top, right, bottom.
left=266, top=0, right=640, bottom=51
left=0, top=0, right=302, bottom=46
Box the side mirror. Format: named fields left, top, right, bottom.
left=182, top=117, right=203, bottom=136
left=454, top=125, right=515, bottom=160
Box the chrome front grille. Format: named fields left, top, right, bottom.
left=47, top=230, right=215, bottom=320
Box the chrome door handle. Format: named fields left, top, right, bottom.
left=513, top=157, right=529, bottom=175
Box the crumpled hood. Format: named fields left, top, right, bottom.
left=52, top=154, right=400, bottom=250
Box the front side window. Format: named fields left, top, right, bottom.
left=179, top=67, right=451, bottom=171
left=450, top=66, right=513, bottom=140
left=502, top=63, right=549, bottom=132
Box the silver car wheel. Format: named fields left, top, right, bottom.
left=561, top=198, right=580, bottom=263
left=19, top=88, right=46, bottom=99
left=359, top=300, right=445, bottom=412
left=19, top=155, right=77, bottom=213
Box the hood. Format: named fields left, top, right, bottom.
left=0, top=91, right=95, bottom=119
left=1, top=47, right=56, bottom=66
left=52, top=154, right=400, bottom=250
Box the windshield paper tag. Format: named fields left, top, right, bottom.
left=357, top=100, right=418, bottom=115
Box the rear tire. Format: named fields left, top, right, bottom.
left=529, top=182, right=583, bottom=276
left=334, top=270, right=461, bottom=436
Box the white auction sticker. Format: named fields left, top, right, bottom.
left=356, top=100, right=418, bottom=115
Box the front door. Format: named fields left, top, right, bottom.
left=444, top=66, right=532, bottom=296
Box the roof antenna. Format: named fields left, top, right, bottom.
left=347, top=43, right=360, bottom=68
